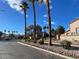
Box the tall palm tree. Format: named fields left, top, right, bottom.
left=4, top=29, right=6, bottom=33
left=8, top=31, right=10, bottom=35
left=30, top=0, right=38, bottom=43
left=40, top=0, right=52, bottom=46
left=20, top=2, right=29, bottom=40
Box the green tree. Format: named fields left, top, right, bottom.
left=8, top=31, right=10, bottom=34
left=40, top=0, right=52, bottom=46
left=36, top=25, right=42, bottom=39
left=4, top=30, right=6, bottom=33
left=26, top=27, right=30, bottom=35
left=28, top=25, right=42, bottom=39
left=43, top=26, right=48, bottom=33
left=28, top=25, right=34, bottom=35
left=0, top=31, right=3, bottom=37
left=56, top=25, right=65, bottom=40
left=51, top=28, right=57, bottom=40
left=43, top=26, right=48, bottom=39
left=36, top=25, right=42, bottom=33
left=20, top=1, right=29, bottom=40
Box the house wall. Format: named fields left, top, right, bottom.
left=70, top=19, right=79, bottom=33
left=60, top=35, right=79, bottom=42
left=60, top=19, right=79, bottom=42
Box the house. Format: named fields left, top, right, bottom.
left=60, top=18, right=79, bottom=42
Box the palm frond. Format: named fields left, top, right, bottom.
left=20, top=1, right=29, bottom=10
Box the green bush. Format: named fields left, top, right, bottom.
left=38, top=39, right=44, bottom=45
left=22, top=39, right=32, bottom=42
left=61, top=40, right=71, bottom=49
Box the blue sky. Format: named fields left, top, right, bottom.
left=0, top=0, right=79, bottom=34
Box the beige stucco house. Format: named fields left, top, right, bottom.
left=61, top=18, right=79, bottom=42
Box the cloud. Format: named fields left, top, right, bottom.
left=50, top=5, right=53, bottom=9
left=51, top=21, right=55, bottom=25
left=43, top=20, right=55, bottom=25
left=3, top=0, right=22, bottom=12
left=26, top=15, right=29, bottom=18
left=43, top=14, right=47, bottom=18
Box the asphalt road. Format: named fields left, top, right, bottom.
left=0, top=41, right=66, bottom=59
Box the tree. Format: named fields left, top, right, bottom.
left=26, top=27, right=30, bottom=35
left=40, top=0, right=52, bottom=46
left=0, top=31, right=3, bottom=37
left=30, top=0, right=38, bottom=43
left=56, top=25, right=65, bottom=40
left=8, top=31, right=10, bottom=34
left=27, top=25, right=42, bottom=39
left=28, top=25, right=34, bottom=35
left=9, top=34, right=15, bottom=38
left=35, top=25, right=42, bottom=39
left=43, top=26, right=48, bottom=40
left=20, top=1, right=29, bottom=40
left=4, top=30, right=6, bottom=33
left=43, top=26, right=48, bottom=32
left=36, top=25, right=42, bottom=33
left=51, top=28, right=57, bottom=40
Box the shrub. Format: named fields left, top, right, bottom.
left=61, top=40, right=71, bottom=49
left=38, top=39, right=44, bottom=45
left=23, top=39, right=32, bottom=42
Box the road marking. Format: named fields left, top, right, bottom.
left=17, top=42, right=75, bottom=59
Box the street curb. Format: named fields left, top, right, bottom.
left=17, top=42, right=75, bottom=59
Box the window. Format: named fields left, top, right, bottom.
left=76, top=28, right=79, bottom=33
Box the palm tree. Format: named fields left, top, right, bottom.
left=4, top=30, right=6, bottom=33
left=43, top=26, right=48, bottom=40
left=20, top=2, right=29, bottom=40
left=28, top=25, right=33, bottom=35
left=30, top=0, right=38, bottom=43
left=0, top=31, right=3, bottom=37
left=15, top=31, right=18, bottom=34
left=43, top=26, right=48, bottom=32
left=40, top=0, right=52, bottom=46
left=8, top=30, right=10, bottom=35
left=43, top=26, right=47, bottom=40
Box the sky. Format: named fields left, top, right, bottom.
left=0, top=0, right=79, bottom=34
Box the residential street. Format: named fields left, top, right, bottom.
left=0, top=41, right=66, bottom=59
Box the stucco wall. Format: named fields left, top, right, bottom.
left=60, top=35, right=79, bottom=42
left=60, top=19, right=79, bottom=42
left=70, top=19, right=79, bottom=33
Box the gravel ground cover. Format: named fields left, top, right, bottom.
left=22, top=42, right=79, bottom=59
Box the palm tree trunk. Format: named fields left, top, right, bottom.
left=32, top=1, right=37, bottom=43
left=47, top=0, right=52, bottom=46
left=24, top=9, right=27, bottom=41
